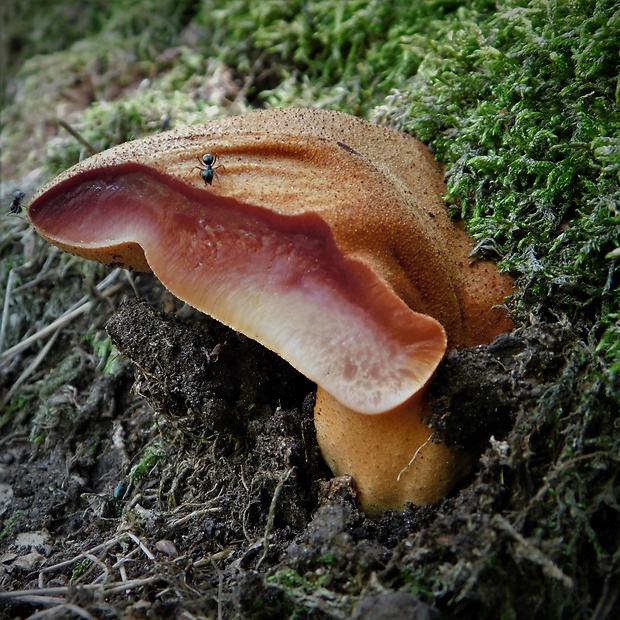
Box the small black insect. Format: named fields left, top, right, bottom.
left=9, top=190, right=25, bottom=215
left=196, top=153, right=221, bottom=185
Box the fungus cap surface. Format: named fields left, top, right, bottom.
left=28, top=108, right=511, bottom=415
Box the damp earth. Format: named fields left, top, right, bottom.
left=2, top=270, right=616, bottom=619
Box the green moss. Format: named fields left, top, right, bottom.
left=385, top=0, right=619, bottom=367
left=0, top=396, right=27, bottom=429
left=128, top=443, right=165, bottom=483
left=83, top=333, right=123, bottom=376
left=71, top=557, right=93, bottom=581
left=4, top=0, right=197, bottom=80
left=0, top=511, right=22, bottom=541
left=402, top=566, right=435, bottom=599
left=267, top=568, right=312, bottom=589
left=189, top=0, right=485, bottom=113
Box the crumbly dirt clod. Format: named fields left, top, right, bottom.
left=105, top=297, right=322, bottom=535
left=428, top=322, right=584, bottom=454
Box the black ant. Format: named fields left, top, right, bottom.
left=8, top=190, right=25, bottom=215
left=196, top=153, right=221, bottom=185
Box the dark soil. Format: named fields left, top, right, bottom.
left=2, top=270, right=617, bottom=619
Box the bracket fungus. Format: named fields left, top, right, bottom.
left=28, top=108, right=513, bottom=514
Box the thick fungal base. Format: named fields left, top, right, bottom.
left=314, top=387, right=471, bottom=514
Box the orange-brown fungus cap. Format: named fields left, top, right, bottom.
left=28, top=108, right=513, bottom=512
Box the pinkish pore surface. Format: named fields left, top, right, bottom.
left=29, top=164, right=446, bottom=414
